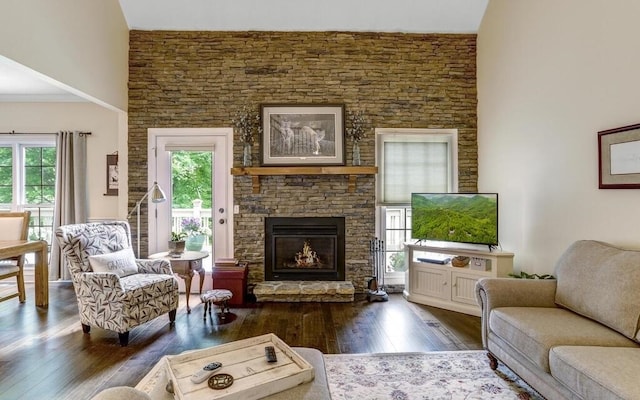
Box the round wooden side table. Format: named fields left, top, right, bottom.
left=149, top=251, right=209, bottom=314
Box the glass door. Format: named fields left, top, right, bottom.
left=170, top=150, right=213, bottom=255
left=148, top=128, right=233, bottom=267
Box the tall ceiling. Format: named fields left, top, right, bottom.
left=119, top=0, right=489, bottom=33
left=0, top=0, right=488, bottom=102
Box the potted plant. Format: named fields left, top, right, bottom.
left=168, top=231, right=187, bottom=256
left=346, top=110, right=366, bottom=166
left=232, top=104, right=261, bottom=167
left=509, top=271, right=555, bottom=279
left=181, top=217, right=211, bottom=251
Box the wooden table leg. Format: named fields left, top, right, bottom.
left=35, top=242, right=48, bottom=307
left=182, top=271, right=194, bottom=314
left=161, top=254, right=208, bottom=315
left=195, top=264, right=205, bottom=294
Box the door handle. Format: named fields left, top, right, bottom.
left=219, top=219, right=225, bottom=225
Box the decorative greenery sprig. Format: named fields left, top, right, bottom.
left=232, top=104, right=261, bottom=145
left=170, top=231, right=187, bottom=241
left=346, top=110, right=367, bottom=143
left=509, top=271, right=555, bottom=279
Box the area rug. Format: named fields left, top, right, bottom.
left=324, top=351, right=543, bottom=400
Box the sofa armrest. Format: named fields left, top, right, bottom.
left=475, top=277, right=558, bottom=309
left=77, top=272, right=125, bottom=297
left=137, top=258, right=173, bottom=275
left=475, top=278, right=558, bottom=348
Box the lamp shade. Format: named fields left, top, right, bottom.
left=150, top=182, right=167, bottom=204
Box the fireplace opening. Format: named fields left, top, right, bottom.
left=265, top=217, right=345, bottom=281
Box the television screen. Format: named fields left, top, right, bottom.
left=411, top=193, right=498, bottom=246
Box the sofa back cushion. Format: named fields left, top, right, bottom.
left=555, top=240, right=640, bottom=340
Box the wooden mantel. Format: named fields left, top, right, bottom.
left=230, top=166, right=378, bottom=194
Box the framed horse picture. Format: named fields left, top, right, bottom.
left=260, top=104, right=345, bottom=166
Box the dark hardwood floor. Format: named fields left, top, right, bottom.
left=0, top=282, right=482, bottom=399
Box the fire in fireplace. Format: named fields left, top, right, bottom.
left=265, top=217, right=345, bottom=281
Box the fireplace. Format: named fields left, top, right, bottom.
left=265, top=217, right=345, bottom=281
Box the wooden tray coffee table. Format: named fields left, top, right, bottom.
left=164, top=333, right=314, bottom=400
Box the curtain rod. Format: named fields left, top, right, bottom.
left=0, top=130, right=91, bottom=135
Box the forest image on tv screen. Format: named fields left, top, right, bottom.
left=412, top=193, right=498, bottom=245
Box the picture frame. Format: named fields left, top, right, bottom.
left=105, top=153, right=118, bottom=195
left=598, top=123, right=640, bottom=189
left=260, top=104, right=345, bottom=166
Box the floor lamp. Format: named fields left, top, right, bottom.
left=127, top=181, right=167, bottom=257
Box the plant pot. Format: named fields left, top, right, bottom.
left=168, top=240, right=185, bottom=256
left=185, top=235, right=206, bottom=251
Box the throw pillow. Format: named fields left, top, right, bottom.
left=88, top=248, right=138, bottom=277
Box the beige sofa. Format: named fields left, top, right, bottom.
left=475, top=240, right=640, bottom=400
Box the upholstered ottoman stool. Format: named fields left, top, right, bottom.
left=200, top=289, right=233, bottom=321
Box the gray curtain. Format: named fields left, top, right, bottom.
left=49, top=131, right=89, bottom=280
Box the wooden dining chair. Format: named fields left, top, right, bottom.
left=0, top=211, right=31, bottom=303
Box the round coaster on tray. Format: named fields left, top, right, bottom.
left=208, top=373, right=234, bottom=390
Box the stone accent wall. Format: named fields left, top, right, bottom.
left=128, top=31, right=478, bottom=293
left=254, top=281, right=355, bottom=303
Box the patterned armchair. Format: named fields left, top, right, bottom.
left=55, top=221, right=179, bottom=346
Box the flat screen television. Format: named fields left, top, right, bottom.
left=411, top=193, right=499, bottom=248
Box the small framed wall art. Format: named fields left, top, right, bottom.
left=598, top=123, right=640, bottom=189
left=260, top=104, right=345, bottom=166
left=105, top=153, right=118, bottom=195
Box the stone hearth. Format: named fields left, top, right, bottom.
left=254, top=281, right=355, bottom=302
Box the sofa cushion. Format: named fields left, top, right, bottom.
left=120, top=273, right=178, bottom=303
left=550, top=346, right=640, bottom=400
left=554, top=240, right=640, bottom=340
left=490, top=307, right=638, bottom=372
left=89, top=248, right=138, bottom=277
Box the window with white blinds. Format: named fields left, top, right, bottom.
left=377, top=129, right=458, bottom=205
left=375, top=128, right=458, bottom=281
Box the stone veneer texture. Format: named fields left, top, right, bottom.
left=128, top=31, right=478, bottom=292
left=254, top=281, right=355, bottom=303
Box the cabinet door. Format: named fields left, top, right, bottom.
left=412, top=266, right=451, bottom=300
left=451, top=271, right=480, bottom=305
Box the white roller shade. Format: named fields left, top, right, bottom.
left=377, top=129, right=457, bottom=205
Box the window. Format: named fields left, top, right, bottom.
left=376, top=129, right=458, bottom=282
left=0, top=136, right=56, bottom=268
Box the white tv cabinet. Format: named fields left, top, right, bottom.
left=403, top=243, right=514, bottom=316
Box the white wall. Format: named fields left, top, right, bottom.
left=0, top=103, right=120, bottom=220
left=477, top=0, right=640, bottom=274
left=0, top=0, right=129, bottom=112
left=0, top=1, right=130, bottom=218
